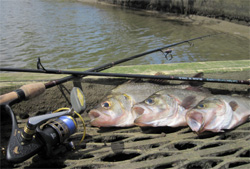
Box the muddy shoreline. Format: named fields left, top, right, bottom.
left=79, top=0, right=250, bottom=25
left=78, top=0, right=250, bottom=40
left=1, top=71, right=250, bottom=168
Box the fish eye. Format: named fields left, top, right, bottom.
left=145, top=98, right=154, bottom=105
left=197, top=104, right=206, bottom=109
left=102, top=101, right=111, bottom=109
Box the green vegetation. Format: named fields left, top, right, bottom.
left=103, top=60, right=250, bottom=75
left=0, top=60, right=249, bottom=87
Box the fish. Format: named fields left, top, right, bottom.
left=88, top=93, right=137, bottom=127
left=132, top=89, right=211, bottom=127
left=185, top=95, right=250, bottom=133
left=88, top=80, right=190, bottom=127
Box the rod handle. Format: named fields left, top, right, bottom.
left=20, top=82, right=46, bottom=100
left=0, top=92, right=19, bottom=105
left=0, top=82, right=46, bottom=104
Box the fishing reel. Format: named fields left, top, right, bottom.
left=1, top=87, right=86, bottom=164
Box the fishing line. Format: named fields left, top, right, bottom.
left=57, top=84, right=71, bottom=105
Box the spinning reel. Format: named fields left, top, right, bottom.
left=1, top=87, right=86, bottom=163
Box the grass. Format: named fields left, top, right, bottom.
left=103, top=60, right=250, bottom=75
left=0, top=60, right=249, bottom=87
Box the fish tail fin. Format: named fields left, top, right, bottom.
left=181, top=72, right=205, bottom=86
left=148, top=72, right=171, bottom=84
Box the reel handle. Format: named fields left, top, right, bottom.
left=28, top=110, right=72, bottom=129
left=22, top=110, right=72, bottom=140
left=0, top=82, right=45, bottom=105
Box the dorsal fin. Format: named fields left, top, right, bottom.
left=148, top=72, right=170, bottom=84
left=193, top=72, right=204, bottom=78
left=181, top=72, right=204, bottom=86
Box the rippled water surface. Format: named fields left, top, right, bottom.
left=0, top=0, right=249, bottom=69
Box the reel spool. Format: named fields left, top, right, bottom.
left=46, top=115, right=78, bottom=143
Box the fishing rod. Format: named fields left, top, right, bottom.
left=37, top=33, right=218, bottom=89
left=0, top=34, right=218, bottom=104
left=1, top=67, right=249, bottom=85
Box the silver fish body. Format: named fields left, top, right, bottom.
left=133, top=89, right=210, bottom=127
left=186, top=95, right=250, bottom=133
left=89, top=93, right=136, bottom=127
left=88, top=81, right=189, bottom=127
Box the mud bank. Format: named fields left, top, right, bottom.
left=93, top=0, right=249, bottom=25
left=78, top=0, right=250, bottom=38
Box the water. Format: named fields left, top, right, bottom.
left=0, top=0, right=249, bottom=69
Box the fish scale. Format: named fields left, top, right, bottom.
left=186, top=95, right=250, bottom=133
left=133, top=88, right=211, bottom=127
left=111, top=81, right=189, bottom=102
left=89, top=81, right=191, bottom=127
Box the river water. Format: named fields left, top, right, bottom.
left=0, top=0, right=249, bottom=69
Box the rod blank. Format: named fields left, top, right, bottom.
left=1, top=67, right=249, bottom=85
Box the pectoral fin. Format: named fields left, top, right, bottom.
left=229, top=101, right=239, bottom=111
left=181, top=96, right=196, bottom=109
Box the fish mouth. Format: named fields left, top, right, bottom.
left=88, top=109, right=114, bottom=127
left=186, top=111, right=204, bottom=133
left=132, top=105, right=154, bottom=126
left=133, top=106, right=146, bottom=116
left=89, top=109, right=102, bottom=121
